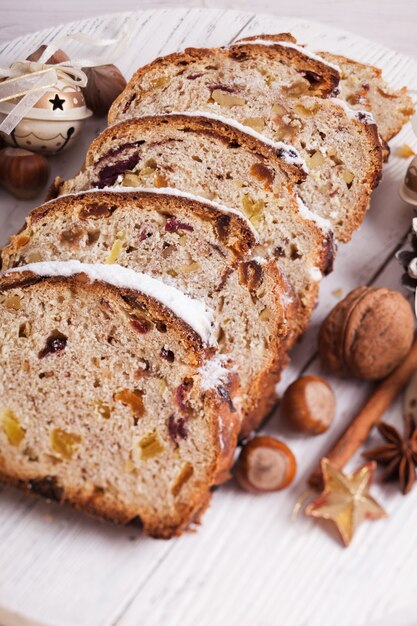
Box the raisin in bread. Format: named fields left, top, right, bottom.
left=107, top=41, right=383, bottom=242
left=52, top=113, right=334, bottom=336
left=1, top=189, right=291, bottom=436
left=0, top=261, right=240, bottom=538
left=238, top=33, right=415, bottom=144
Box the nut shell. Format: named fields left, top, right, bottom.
left=319, top=286, right=414, bottom=380
left=282, top=375, right=335, bottom=435
left=82, top=65, right=127, bottom=117
left=234, top=435, right=296, bottom=493
left=0, top=147, right=49, bottom=199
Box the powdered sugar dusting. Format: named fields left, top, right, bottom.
left=6, top=260, right=216, bottom=345
left=199, top=355, right=236, bottom=391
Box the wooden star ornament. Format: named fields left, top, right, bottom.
left=305, top=458, right=387, bottom=546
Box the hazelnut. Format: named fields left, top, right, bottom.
left=234, top=436, right=296, bottom=493
left=82, top=64, right=127, bottom=117
left=282, top=375, right=335, bottom=435
left=26, top=45, right=70, bottom=65
left=319, top=286, right=415, bottom=380
left=0, top=148, right=49, bottom=199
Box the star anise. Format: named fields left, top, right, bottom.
left=363, top=414, right=417, bottom=495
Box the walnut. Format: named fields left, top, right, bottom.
left=319, top=286, right=414, bottom=380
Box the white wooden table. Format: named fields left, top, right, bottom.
left=1, top=7, right=417, bottom=626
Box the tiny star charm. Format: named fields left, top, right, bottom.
left=305, top=458, right=387, bottom=546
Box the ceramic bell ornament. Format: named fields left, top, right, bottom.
left=0, top=80, right=92, bottom=155
left=0, top=47, right=92, bottom=155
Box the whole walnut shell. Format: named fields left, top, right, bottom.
left=82, top=64, right=127, bottom=117
left=319, top=286, right=415, bottom=380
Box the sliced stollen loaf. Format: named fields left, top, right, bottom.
left=0, top=260, right=240, bottom=538
left=52, top=113, right=335, bottom=336
left=1, top=189, right=290, bottom=436
left=107, top=42, right=383, bottom=242
left=237, top=33, right=415, bottom=144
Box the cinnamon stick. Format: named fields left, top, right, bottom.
left=309, top=335, right=417, bottom=489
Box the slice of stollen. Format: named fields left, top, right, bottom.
left=2, top=188, right=291, bottom=435
left=0, top=260, right=240, bottom=537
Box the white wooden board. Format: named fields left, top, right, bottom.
left=0, top=9, right=417, bottom=626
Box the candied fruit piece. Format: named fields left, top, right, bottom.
left=0, top=408, right=25, bottom=446
left=154, top=172, right=169, bottom=188
left=13, top=234, right=30, bottom=249
left=27, top=251, right=43, bottom=263
left=294, top=103, right=317, bottom=117
left=177, top=262, right=200, bottom=274
left=172, top=463, right=194, bottom=496
left=165, top=218, right=194, bottom=233
left=306, top=151, right=326, bottom=170
left=148, top=76, right=170, bottom=89
left=283, top=80, right=309, bottom=97
left=122, top=172, right=141, bottom=187
left=168, top=414, right=188, bottom=445
left=105, top=231, right=125, bottom=264
left=19, top=321, right=31, bottom=338
left=211, top=89, right=246, bottom=107
left=51, top=428, right=81, bottom=460
left=4, top=294, right=21, bottom=310
left=160, top=347, right=175, bottom=363
left=139, top=431, right=165, bottom=460
left=342, top=169, right=355, bottom=186
left=94, top=400, right=111, bottom=419
left=60, top=227, right=84, bottom=246
left=241, top=194, right=264, bottom=226
left=242, top=117, right=265, bottom=132
left=114, top=389, right=145, bottom=422
left=249, top=163, right=274, bottom=188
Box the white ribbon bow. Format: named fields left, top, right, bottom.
left=0, top=16, right=135, bottom=134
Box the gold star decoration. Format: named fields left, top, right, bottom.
left=305, top=458, right=387, bottom=546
